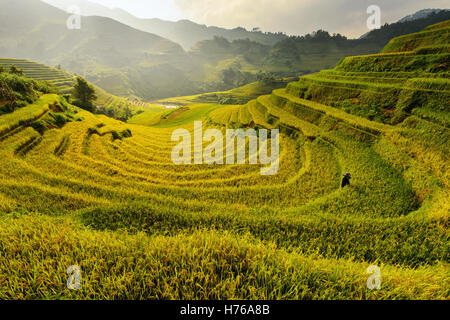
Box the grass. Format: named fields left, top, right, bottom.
left=0, top=214, right=448, bottom=300
left=0, top=94, right=58, bottom=137
left=157, top=79, right=291, bottom=106
left=382, top=21, right=450, bottom=53
left=130, top=104, right=221, bottom=128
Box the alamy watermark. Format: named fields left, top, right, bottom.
left=367, top=5, right=381, bottom=30
left=66, top=5, right=81, bottom=30
left=366, top=265, right=381, bottom=290
left=171, top=121, right=280, bottom=175
left=66, top=265, right=82, bottom=290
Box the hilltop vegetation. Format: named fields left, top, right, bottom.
left=362, top=9, right=450, bottom=44
left=0, top=58, right=75, bottom=94
left=191, top=10, right=450, bottom=80
left=0, top=66, right=57, bottom=115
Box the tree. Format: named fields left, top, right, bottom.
left=123, top=105, right=133, bottom=121
left=0, top=65, right=5, bottom=73
left=9, top=65, right=24, bottom=76
left=72, top=77, right=97, bottom=112
left=213, top=36, right=231, bottom=49
left=220, top=67, right=238, bottom=87
left=257, top=71, right=276, bottom=85
left=0, top=78, right=17, bottom=113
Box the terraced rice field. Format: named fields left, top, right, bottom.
left=0, top=58, right=143, bottom=117
left=0, top=22, right=448, bottom=299
left=0, top=58, right=75, bottom=94
left=284, top=21, right=450, bottom=126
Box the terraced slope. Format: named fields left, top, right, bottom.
left=0, top=58, right=75, bottom=94
left=0, top=91, right=448, bottom=299
left=0, top=58, right=158, bottom=119
left=94, top=85, right=159, bottom=120
left=284, top=20, right=450, bottom=126
left=0, top=22, right=448, bottom=299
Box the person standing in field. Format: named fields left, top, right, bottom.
left=341, top=172, right=352, bottom=188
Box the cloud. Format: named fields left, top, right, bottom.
left=173, top=0, right=450, bottom=38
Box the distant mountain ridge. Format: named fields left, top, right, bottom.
left=42, top=0, right=288, bottom=50
left=46, top=1, right=450, bottom=50
left=0, top=0, right=200, bottom=99
left=0, top=0, right=184, bottom=60
left=2, top=0, right=449, bottom=101
left=398, top=8, right=449, bottom=23
left=359, top=9, right=450, bottom=41
left=359, top=8, right=450, bottom=39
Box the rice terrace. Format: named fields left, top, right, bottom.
left=0, top=0, right=449, bottom=304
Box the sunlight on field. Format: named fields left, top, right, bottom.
left=0, top=21, right=448, bottom=300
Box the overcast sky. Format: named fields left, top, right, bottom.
left=65, top=0, right=450, bottom=38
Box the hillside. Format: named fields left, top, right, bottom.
left=0, top=21, right=448, bottom=299
left=0, top=58, right=75, bottom=94
left=3, top=1, right=449, bottom=102
left=0, top=57, right=160, bottom=121
left=362, top=9, right=450, bottom=45
left=286, top=20, right=450, bottom=125
left=43, top=0, right=288, bottom=50
left=398, top=8, right=449, bottom=23
left=0, top=0, right=183, bottom=60
left=0, top=68, right=58, bottom=116
left=0, top=0, right=196, bottom=100
left=188, top=10, right=450, bottom=84
left=128, top=79, right=293, bottom=127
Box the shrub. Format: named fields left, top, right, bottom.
left=30, top=120, right=47, bottom=135
left=51, top=113, right=69, bottom=128
left=72, top=77, right=97, bottom=112
left=9, top=64, right=24, bottom=76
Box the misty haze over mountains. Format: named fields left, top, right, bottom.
left=43, top=0, right=289, bottom=50
left=1, top=0, right=449, bottom=100
left=43, top=0, right=450, bottom=50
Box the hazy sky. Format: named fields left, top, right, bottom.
left=66, top=0, right=449, bottom=38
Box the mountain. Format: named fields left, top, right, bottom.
left=0, top=0, right=201, bottom=99
left=0, top=0, right=183, bottom=59
left=398, top=8, right=449, bottom=23
left=43, top=0, right=288, bottom=50
left=360, top=8, right=450, bottom=41
left=190, top=9, right=450, bottom=84
left=3, top=1, right=449, bottom=101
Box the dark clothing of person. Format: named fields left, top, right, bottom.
left=341, top=176, right=351, bottom=188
